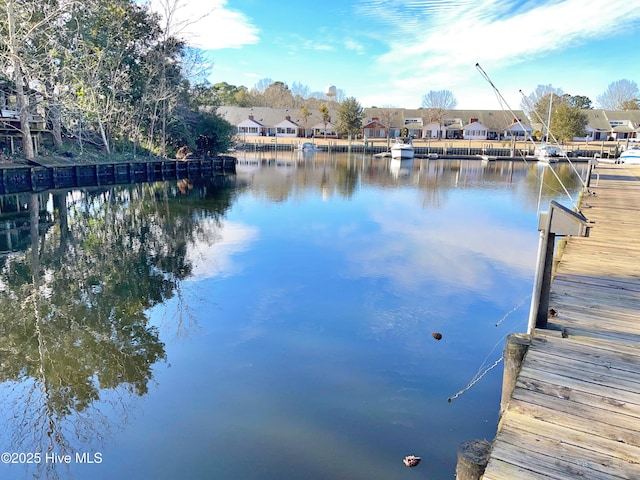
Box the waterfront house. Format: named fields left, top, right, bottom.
left=462, top=119, right=489, bottom=140
left=274, top=116, right=299, bottom=138
left=422, top=121, right=442, bottom=139
left=403, top=117, right=423, bottom=138
left=504, top=119, right=533, bottom=140
left=362, top=117, right=387, bottom=139
left=444, top=120, right=464, bottom=139
left=217, top=106, right=336, bottom=138
left=312, top=120, right=338, bottom=138
left=574, top=110, right=640, bottom=142
left=236, top=114, right=263, bottom=137
left=580, top=110, right=612, bottom=141
left=418, top=110, right=531, bottom=141
left=599, top=110, right=640, bottom=141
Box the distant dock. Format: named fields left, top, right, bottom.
left=460, top=164, right=640, bottom=479
left=233, top=141, right=603, bottom=162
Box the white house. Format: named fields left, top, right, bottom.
left=237, top=115, right=263, bottom=137
left=462, top=120, right=488, bottom=140
left=274, top=116, right=298, bottom=137
left=312, top=121, right=338, bottom=138
left=422, top=121, right=442, bottom=139
left=504, top=120, right=532, bottom=140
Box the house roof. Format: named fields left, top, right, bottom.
left=463, top=121, right=488, bottom=131
left=217, top=106, right=640, bottom=136
left=506, top=122, right=532, bottom=133
left=237, top=118, right=263, bottom=127
left=599, top=110, right=640, bottom=124
left=217, top=106, right=335, bottom=129
left=311, top=121, right=337, bottom=130
left=275, top=118, right=298, bottom=128
left=581, top=110, right=614, bottom=131
left=363, top=119, right=386, bottom=128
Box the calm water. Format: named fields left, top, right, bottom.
left=0, top=152, right=587, bottom=479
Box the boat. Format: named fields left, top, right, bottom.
left=390, top=137, right=414, bottom=159
left=296, top=141, right=319, bottom=151
left=535, top=144, right=564, bottom=163
left=534, top=95, right=564, bottom=163
left=619, top=145, right=640, bottom=165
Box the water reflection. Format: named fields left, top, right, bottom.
left=0, top=155, right=588, bottom=479
left=235, top=150, right=587, bottom=211
left=0, top=177, right=238, bottom=479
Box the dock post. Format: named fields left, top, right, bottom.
left=455, top=439, right=491, bottom=480
left=528, top=201, right=590, bottom=333
left=500, top=333, right=530, bottom=416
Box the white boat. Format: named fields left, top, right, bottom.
left=390, top=137, right=414, bottom=159
left=535, top=144, right=564, bottom=163
left=297, top=141, right=319, bottom=151
left=619, top=145, right=640, bottom=165
left=534, top=95, right=564, bottom=163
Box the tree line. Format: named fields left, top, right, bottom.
left=3, top=0, right=638, bottom=159
left=518, top=80, right=640, bottom=142
left=0, top=0, right=233, bottom=160
left=418, top=80, right=640, bottom=142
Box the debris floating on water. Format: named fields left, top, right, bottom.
left=432, top=332, right=443, bottom=340
left=403, top=455, right=421, bottom=467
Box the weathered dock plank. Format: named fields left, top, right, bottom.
left=481, top=165, right=640, bottom=479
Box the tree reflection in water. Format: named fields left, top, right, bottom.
left=0, top=176, right=237, bottom=479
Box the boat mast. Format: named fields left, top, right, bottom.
left=545, top=94, right=553, bottom=143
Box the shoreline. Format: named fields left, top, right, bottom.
left=233, top=135, right=628, bottom=158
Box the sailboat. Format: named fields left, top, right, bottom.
left=535, top=96, right=564, bottom=163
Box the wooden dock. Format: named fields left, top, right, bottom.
left=481, top=164, right=640, bottom=479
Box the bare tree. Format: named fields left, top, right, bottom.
left=597, top=79, right=640, bottom=110
left=0, top=1, right=75, bottom=158
left=291, top=81, right=311, bottom=99
left=520, top=84, right=564, bottom=120
left=3, top=1, right=35, bottom=159
left=421, top=89, right=457, bottom=139
left=254, top=77, right=274, bottom=92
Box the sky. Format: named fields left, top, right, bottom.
left=148, top=0, right=640, bottom=110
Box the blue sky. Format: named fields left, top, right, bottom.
left=148, top=0, right=640, bottom=110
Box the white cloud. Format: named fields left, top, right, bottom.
left=187, top=220, right=259, bottom=280
left=147, top=0, right=259, bottom=49
left=344, top=38, right=365, bottom=54
left=339, top=196, right=538, bottom=299
left=360, top=0, right=640, bottom=107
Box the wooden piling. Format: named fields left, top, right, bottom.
left=500, top=333, right=530, bottom=416
left=455, top=439, right=491, bottom=480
